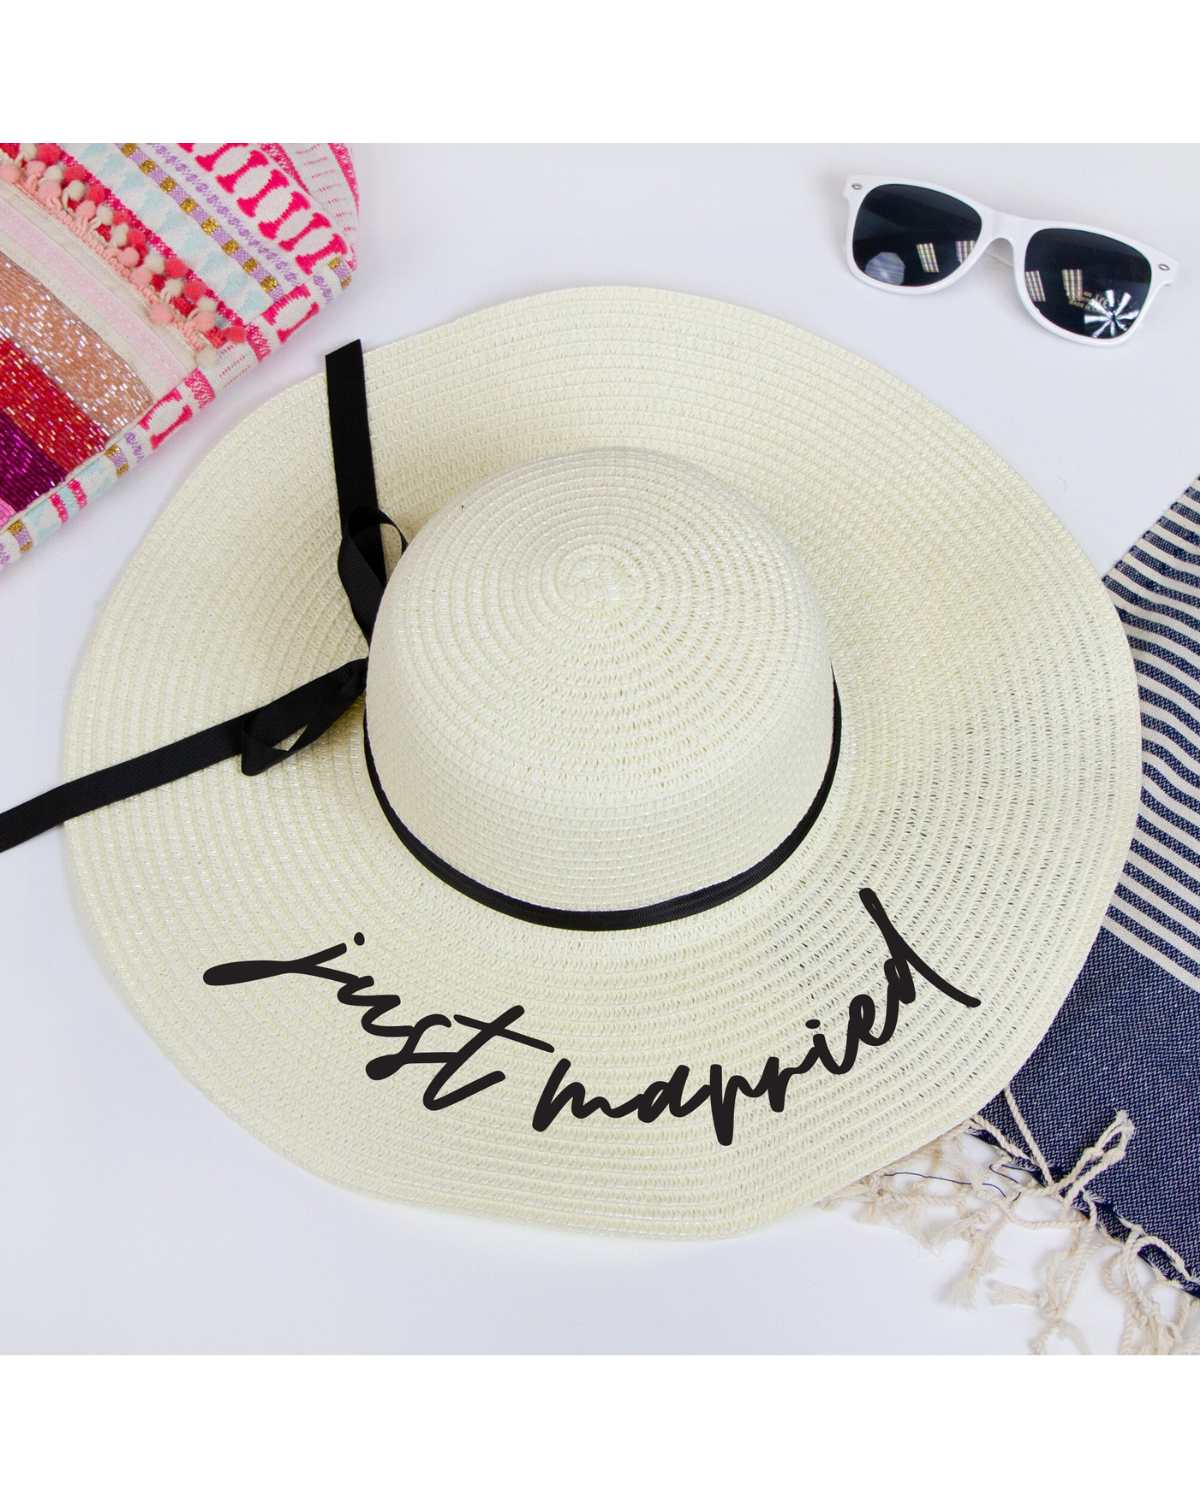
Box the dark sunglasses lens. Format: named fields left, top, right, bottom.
left=852, top=184, right=983, bottom=288
left=1023, top=229, right=1152, bottom=339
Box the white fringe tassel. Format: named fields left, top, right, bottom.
left=823, top=1088, right=1200, bottom=1354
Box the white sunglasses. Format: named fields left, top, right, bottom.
left=843, top=176, right=1177, bottom=345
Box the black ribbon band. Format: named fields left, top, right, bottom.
left=362, top=682, right=841, bottom=930
left=0, top=337, right=842, bottom=931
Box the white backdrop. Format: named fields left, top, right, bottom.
left=2, top=144, right=1198, bottom=1353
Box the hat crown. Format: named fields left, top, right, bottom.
left=366, top=448, right=834, bottom=910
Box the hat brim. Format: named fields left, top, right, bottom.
left=64, top=288, right=1140, bottom=1236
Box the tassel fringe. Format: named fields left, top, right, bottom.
left=823, top=1089, right=1200, bottom=1354
left=0, top=143, right=244, bottom=362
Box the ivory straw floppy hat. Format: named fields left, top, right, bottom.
left=2, top=287, right=1142, bottom=1237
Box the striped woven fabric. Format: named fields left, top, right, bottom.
left=1105, top=491, right=1200, bottom=984
left=0, top=143, right=357, bottom=571
left=982, top=480, right=1200, bottom=1290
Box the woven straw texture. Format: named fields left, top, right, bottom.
left=369, top=449, right=834, bottom=908
left=64, top=287, right=1141, bottom=1237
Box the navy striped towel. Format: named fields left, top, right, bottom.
left=983, top=484, right=1200, bottom=1289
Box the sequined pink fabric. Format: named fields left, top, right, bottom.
left=0, top=252, right=150, bottom=433
left=0, top=408, right=63, bottom=511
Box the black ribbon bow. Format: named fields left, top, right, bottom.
left=0, top=341, right=396, bottom=856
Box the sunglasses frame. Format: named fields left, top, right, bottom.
left=843, top=175, right=1178, bottom=346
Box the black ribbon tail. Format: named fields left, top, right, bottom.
left=326, top=340, right=385, bottom=582
left=0, top=659, right=367, bottom=854
left=326, top=341, right=405, bottom=642
left=0, top=719, right=243, bottom=854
